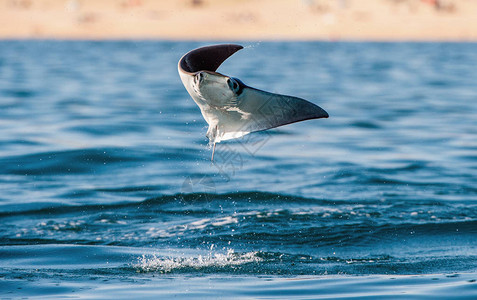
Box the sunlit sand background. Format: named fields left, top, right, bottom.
left=1, top=0, right=476, bottom=40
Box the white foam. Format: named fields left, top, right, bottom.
left=146, top=216, right=239, bottom=238
left=136, top=249, right=262, bottom=273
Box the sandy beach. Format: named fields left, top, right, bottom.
left=1, top=0, right=476, bottom=41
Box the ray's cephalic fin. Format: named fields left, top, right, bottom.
left=179, top=44, right=244, bottom=74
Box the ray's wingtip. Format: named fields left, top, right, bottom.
left=316, top=107, right=329, bottom=119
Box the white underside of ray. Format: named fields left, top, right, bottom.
left=179, top=71, right=248, bottom=144
left=179, top=71, right=294, bottom=144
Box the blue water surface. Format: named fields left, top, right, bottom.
left=0, top=41, right=476, bottom=299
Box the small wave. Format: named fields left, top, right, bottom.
left=0, top=191, right=312, bottom=216
left=144, top=191, right=330, bottom=206
left=135, top=249, right=262, bottom=273
left=350, top=120, right=382, bottom=129
left=1, top=88, right=37, bottom=98
left=1, top=148, right=140, bottom=176
left=2, top=190, right=475, bottom=219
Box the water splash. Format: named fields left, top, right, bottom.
left=135, top=249, right=262, bottom=273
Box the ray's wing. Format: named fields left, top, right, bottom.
left=218, top=84, right=329, bottom=141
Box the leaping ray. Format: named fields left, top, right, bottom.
left=178, top=44, right=329, bottom=160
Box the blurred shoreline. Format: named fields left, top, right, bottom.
left=1, top=0, right=476, bottom=41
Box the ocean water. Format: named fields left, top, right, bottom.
left=0, top=41, right=476, bottom=299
